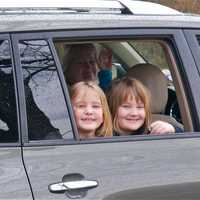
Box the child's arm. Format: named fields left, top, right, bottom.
left=149, top=120, right=175, bottom=135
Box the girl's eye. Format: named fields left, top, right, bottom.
left=137, top=104, right=144, bottom=109
left=121, top=104, right=130, bottom=108
left=77, top=104, right=85, bottom=108
left=92, top=104, right=101, bottom=109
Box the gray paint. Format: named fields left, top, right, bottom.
left=23, top=138, right=200, bottom=199
left=0, top=147, right=32, bottom=199
left=0, top=14, right=200, bottom=33
left=104, top=182, right=200, bottom=200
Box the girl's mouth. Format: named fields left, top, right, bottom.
left=125, top=118, right=140, bottom=121
left=81, top=118, right=95, bottom=121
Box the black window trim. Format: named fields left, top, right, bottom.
left=183, top=29, right=200, bottom=75
left=183, top=29, right=200, bottom=130
left=11, top=34, right=31, bottom=145
left=11, top=28, right=200, bottom=146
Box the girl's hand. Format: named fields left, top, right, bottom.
left=149, top=121, right=175, bottom=135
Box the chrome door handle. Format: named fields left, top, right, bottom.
left=49, top=179, right=98, bottom=193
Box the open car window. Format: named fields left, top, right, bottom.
left=53, top=38, right=194, bottom=139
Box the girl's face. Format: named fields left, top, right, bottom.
left=72, top=88, right=103, bottom=138
left=116, top=95, right=146, bottom=135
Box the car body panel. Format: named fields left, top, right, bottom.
left=0, top=14, right=200, bottom=33
left=22, top=137, right=200, bottom=199
left=0, top=147, right=32, bottom=199
left=104, top=181, right=200, bottom=200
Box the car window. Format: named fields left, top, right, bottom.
left=0, top=40, right=18, bottom=142
left=18, top=40, right=73, bottom=140
left=53, top=38, right=194, bottom=139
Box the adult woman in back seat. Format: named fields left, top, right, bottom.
left=63, top=43, right=112, bottom=91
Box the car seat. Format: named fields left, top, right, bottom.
left=126, top=63, right=183, bottom=130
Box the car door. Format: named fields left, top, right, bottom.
left=11, top=29, right=200, bottom=200
left=0, top=34, right=32, bottom=199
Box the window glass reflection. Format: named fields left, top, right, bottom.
left=19, top=40, right=73, bottom=140
left=0, top=40, right=18, bottom=142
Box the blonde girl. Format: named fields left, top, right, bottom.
left=70, top=81, right=113, bottom=139
left=108, top=77, right=176, bottom=135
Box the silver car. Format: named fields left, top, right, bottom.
left=1, top=0, right=200, bottom=199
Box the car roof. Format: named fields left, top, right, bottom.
left=0, top=0, right=200, bottom=33
left=0, top=0, right=181, bottom=15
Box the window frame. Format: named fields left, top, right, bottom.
left=181, top=29, right=200, bottom=129
left=12, top=34, right=76, bottom=145
left=11, top=28, right=200, bottom=146
left=184, top=29, right=200, bottom=72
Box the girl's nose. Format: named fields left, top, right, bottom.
left=130, top=107, right=138, bottom=115
left=84, top=106, right=93, bottom=115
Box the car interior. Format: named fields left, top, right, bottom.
left=54, top=38, right=194, bottom=137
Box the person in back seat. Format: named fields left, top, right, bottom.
left=64, top=44, right=98, bottom=85
left=107, top=77, right=183, bottom=136
left=98, top=46, right=113, bottom=91
left=63, top=43, right=112, bottom=91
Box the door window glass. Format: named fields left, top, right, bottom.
left=0, top=40, right=18, bottom=142
left=19, top=40, right=73, bottom=140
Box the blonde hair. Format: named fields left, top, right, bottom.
left=70, top=81, right=113, bottom=137
left=107, top=77, right=151, bottom=134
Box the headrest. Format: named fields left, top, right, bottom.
left=126, top=63, right=168, bottom=114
